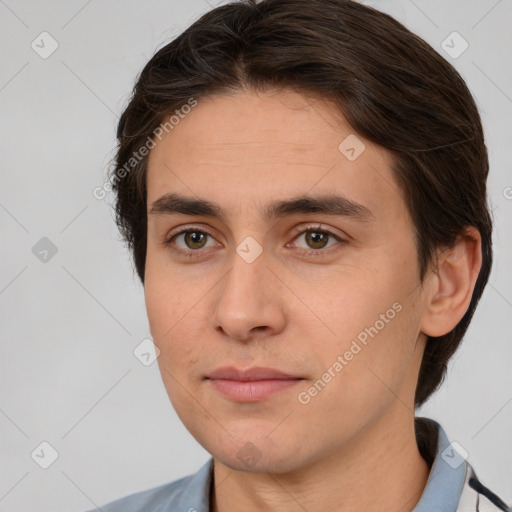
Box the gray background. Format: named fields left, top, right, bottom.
left=0, top=0, right=511, bottom=510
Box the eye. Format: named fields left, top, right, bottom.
left=164, top=228, right=220, bottom=256
left=162, top=224, right=345, bottom=260
left=288, top=225, right=345, bottom=255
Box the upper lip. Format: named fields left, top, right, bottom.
left=207, top=366, right=302, bottom=381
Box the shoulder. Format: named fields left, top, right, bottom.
left=414, top=417, right=510, bottom=512
left=89, top=476, right=190, bottom=512
left=85, top=458, right=214, bottom=512
left=458, top=463, right=511, bottom=512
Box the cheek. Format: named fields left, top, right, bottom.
left=144, top=267, right=206, bottom=365
left=299, top=310, right=419, bottom=434
left=144, top=281, right=171, bottom=340
left=292, top=267, right=400, bottom=353
left=144, top=249, right=187, bottom=335
left=306, top=263, right=421, bottom=396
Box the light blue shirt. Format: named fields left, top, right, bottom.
left=88, top=418, right=510, bottom=512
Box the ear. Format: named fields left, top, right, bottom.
left=420, top=227, right=482, bottom=337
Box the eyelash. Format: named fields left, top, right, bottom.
left=163, top=224, right=345, bottom=259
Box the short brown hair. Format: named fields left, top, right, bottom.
left=110, top=0, right=493, bottom=407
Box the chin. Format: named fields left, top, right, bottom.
left=217, top=450, right=302, bottom=474
left=205, top=433, right=308, bottom=475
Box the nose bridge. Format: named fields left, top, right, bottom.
left=210, top=242, right=285, bottom=340
left=218, top=244, right=269, bottom=314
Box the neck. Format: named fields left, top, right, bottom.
left=211, top=407, right=431, bottom=512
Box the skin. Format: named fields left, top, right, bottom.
left=144, top=88, right=482, bottom=512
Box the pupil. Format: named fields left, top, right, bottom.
left=307, top=231, right=327, bottom=249
left=186, top=232, right=205, bottom=248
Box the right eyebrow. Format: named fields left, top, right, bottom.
left=149, top=193, right=224, bottom=220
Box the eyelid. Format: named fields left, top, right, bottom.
left=165, top=224, right=217, bottom=241
left=288, top=222, right=346, bottom=241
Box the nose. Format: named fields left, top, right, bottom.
left=210, top=247, right=287, bottom=343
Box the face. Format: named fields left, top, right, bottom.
left=145, top=89, right=429, bottom=473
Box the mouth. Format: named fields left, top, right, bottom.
left=205, top=366, right=304, bottom=402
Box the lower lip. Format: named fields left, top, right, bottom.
left=208, top=378, right=302, bottom=402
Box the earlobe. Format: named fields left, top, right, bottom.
left=420, top=227, right=482, bottom=338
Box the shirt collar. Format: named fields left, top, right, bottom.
left=178, top=418, right=466, bottom=512
left=171, top=456, right=214, bottom=512
left=413, top=418, right=467, bottom=512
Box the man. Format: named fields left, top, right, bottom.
left=90, top=0, right=511, bottom=510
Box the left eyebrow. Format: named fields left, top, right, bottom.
left=149, top=192, right=374, bottom=223
left=264, top=195, right=374, bottom=223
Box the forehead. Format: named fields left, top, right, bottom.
left=146, top=89, right=404, bottom=225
